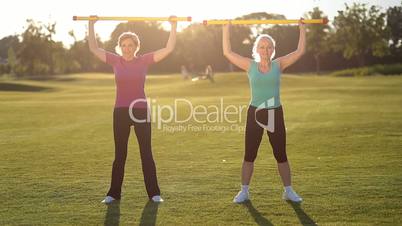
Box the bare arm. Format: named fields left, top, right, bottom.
left=88, top=16, right=106, bottom=63
left=222, top=24, right=251, bottom=71
left=153, top=16, right=177, bottom=63
left=276, top=19, right=306, bottom=71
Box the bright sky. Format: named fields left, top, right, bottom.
left=1, top=0, right=399, bottom=47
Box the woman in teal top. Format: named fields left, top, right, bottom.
left=223, top=19, right=306, bottom=203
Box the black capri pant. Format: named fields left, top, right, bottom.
left=244, top=105, right=288, bottom=163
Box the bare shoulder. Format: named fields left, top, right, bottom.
left=273, top=57, right=285, bottom=71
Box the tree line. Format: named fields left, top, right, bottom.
left=0, top=3, right=401, bottom=77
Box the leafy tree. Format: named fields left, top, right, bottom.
left=176, top=24, right=223, bottom=71
left=333, top=3, right=389, bottom=66
left=69, top=34, right=105, bottom=72
left=0, top=35, right=19, bottom=60
left=17, top=20, right=55, bottom=75
left=386, top=3, right=402, bottom=55
left=16, top=19, right=71, bottom=76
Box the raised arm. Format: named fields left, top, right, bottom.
left=222, top=24, right=251, bottom=71
left=276, top=19, right=306, bottom=71
left=88, top=16, right=106, bottom=63
left=153, top=16, right=177, bottom=63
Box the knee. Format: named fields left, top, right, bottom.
left=273, top=149, right=288, bottom=163
left=139, top=147, right=154, bottom=161
left=243, top=160, right=254, bottom=166
left=276, top=157, right=288, bottom=163
left=141, top=156, right=155, bottom=166
left=114, top=155, right=127, bottom=165
left=244, top=153, right=257, bottom=162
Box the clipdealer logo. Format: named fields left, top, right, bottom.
left=128, top=98, right=248, bottom=132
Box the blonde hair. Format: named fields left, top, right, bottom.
left=115, top=32, right=140, bottom=56
left=252, top=34, right=276, bottom=62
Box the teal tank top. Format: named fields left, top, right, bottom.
left=248, top=60, right=281, bottom=109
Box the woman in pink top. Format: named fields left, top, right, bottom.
left=88, top=16, right=177, bottom=204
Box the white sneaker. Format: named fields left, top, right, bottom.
left=283, top=189, right=303, bottom=202
left=233, top=190, right=249, bottom=203
left=151, top=195, right=164, bottom=203
left=101, top=196, right=116, bottom=204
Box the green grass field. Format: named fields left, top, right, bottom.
left=1, top=73, right=401, bottom=225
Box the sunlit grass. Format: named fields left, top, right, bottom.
left=1, top=73, right=401, bottom=225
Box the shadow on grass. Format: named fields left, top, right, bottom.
left=104, top=202, right=120, bottom=226
left=288, top=201, right=317, bottom=226
left=0, top=82, right=53, bottom=92
left=243, top=200, right=274, bottom=226
left=139, top=201, right=159, bottom=226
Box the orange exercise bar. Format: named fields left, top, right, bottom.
left=203, top=18, right=328, bottom=25
left=73, top=16, right=192, bottom=22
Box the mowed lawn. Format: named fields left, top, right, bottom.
left=0, top=72, right=401, bottom=225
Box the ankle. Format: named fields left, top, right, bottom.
left=241, top=185, right=249, bottom=192
left=284, top=186, right=293, bottom=193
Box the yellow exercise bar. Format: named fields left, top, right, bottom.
left=73, top=16, right=192, bottom=22
left=203, top=18, right=328, bottom=25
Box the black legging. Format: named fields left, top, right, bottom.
left=244, top=105, right=288, bottom=163
left=107, top=107, right=160, bottom=200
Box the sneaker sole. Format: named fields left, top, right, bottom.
left=283, top=196, right=302, bottom=203
left=233, top=198, right=249, bottom=203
